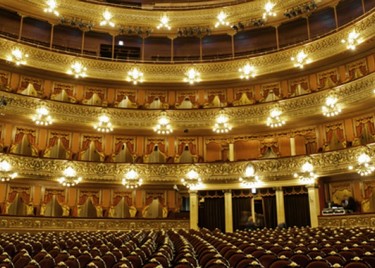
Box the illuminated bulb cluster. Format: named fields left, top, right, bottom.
left=32, top=106, right=53, bottom=126
left=266, top=108, right=286, bottom=128
left=291, top=51, right=311, bottom=69
left=263, top=2, right=276, bottom=20
left=183, top=68, right=201, bottom=85
left=94, top=114, right=113, bottom=132
left=341, top=30, right=362, bottom=50
left=0, top=160, right=18, bottom=182
left=239, top=64, right=256, bottom=79
left=322, top=95, right=342, bottom=117
left=154, top=113, right=173, bottom=135
left=122, top=169, right=143, bottom=189
left=126, top=68, right=144, bottom=85
left=349, top=153, right=375, bottom=176
left=157, top=15, right=171, bottom=30
left=215, top=11, right=230, bottom=28
left=181, top=170, right=202, bottom=189
left=100, top=10, right=115, bottom=27
left=213, top=112, right=232, bottom=133
left=239, top=165, right=262, bottom=188
left=294, top=162, right=318, bottom=185
left=44, top=0, right=59, bottom=16
left=6, top=48, right=29, bottom=66
left=67, top=62, right=87, bottom=78
left=58, top=167, right=82, bottom=187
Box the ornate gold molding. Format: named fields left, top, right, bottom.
left=318, top=213, right=375, bottom=228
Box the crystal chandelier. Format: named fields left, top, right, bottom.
left=6, top=48, right=29, bottom=66
left=94, top=113, right=113, bottom=132
left=58, top=166, right=82, bottom=187
left=122, top=169, right=143, bottom=189
left=239, top=64, right=256, bottom=79
left=157, top=15, right=171, bottom=30
left=153, top=111, right=173, bottom=135
left=126, top=68, right=144, bottom=85
left=239, top=164, right=262, bottom=189
left=294, top=161, right=318, bottom=185
left=100, top=10, right=115, bottom=27
left=291, top=51, right=311, bottom=69
left=44, top=0, right=59, bottom=16
left=322, top=95, right=342, bottom=117
left=67, top=62, right=87, bottom=78
left=215, top=11, right=229, bottom=28
left=213, top=110, right=232, bottom=133
left=266, top=108, right=285, bottom=128
left=32, top=105, right=53, bottom=126
left=181, top=169, right=202, bottom=190
left=341, top=30, right=362, bottom=50
left=183, top=68, right=201, bottom=85
left=263, top=2, right=276, bottom=20
left=349, top=153, right=375, bottom=176
left=0, top=160, right=18, bottom=182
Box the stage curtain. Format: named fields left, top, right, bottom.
left=232, top=197, right=251, bottom=231
left=263, top=196, right=277, bottom=228
left=284, top=194, right=311, bottom=227
left=198, top=197, right=225, bottom=231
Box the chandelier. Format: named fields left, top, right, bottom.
left=32, top=105, right=53, bottom=126
left=100, top=10, right=115, bottom=27
left=126, top=68, right=144, bottom=85
left=239, top=64, right=256, bottom=79
left=293, top=161, right=318, bottom=185
left=44, top=0, right=59, bottom=16
left=341, top=30, right=362, bottom=50
left=215, top=11, right=229, bottom=28
left=183, top=68, right=201, bottom=85
left=122, top=169, right=143, bottom=189
left=0, top=160, right=18, bottom=182
left=57, top=166, right=82, bottom=187
left=349, top=153, right=375, bottom=176
left=263, top=2, right=276, bottom=20
left=322, top=95, right=342, bottom=117
left=157, top=15, right=171, bottom=30
left=181, top=169, right=202, bottom=190
left=213, top=110, right=232, bottom=133
left=153, top=111, right=173, bottom=135
left=266, top=108, right=285, bottom=128
left=239, top=164, right=262, bottom=189
left=67, top=62, right=87, bottom=78
left=291, top=51, right=311, bottom=69
left=6, top=48, right=29, bottom=66
left=94, top=113, right=113, bottom=132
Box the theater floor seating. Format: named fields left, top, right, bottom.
left=0, top=226, right=374, bottom=267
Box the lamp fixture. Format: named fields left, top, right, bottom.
left=322, top=95, right=342, bottom=117
left=291, top=51, right=311, bottom=69
left=215, top=11, right=230, bottom=28
left=32, top=105, right=53, bottom=126
left=6, top=48, right=29, bottom=66
left=239, top=64, right=256, bottom=79
left=122, top=169, right=143, bottom=189
left=239, top=164, right=262, bottom=189
left=263, top=2, right=276, bottom=20
left=293, top=161, right=318, bottom=185
left=266, top=108, right=285, bottom=128
left=157, top=15, right=171, bottom=30
left=126, top=68, right=144, bottom=85
left=58, top=166, right=82, bottom=187
left=44, top=0, right=59, bottom=16
left=153, top=111, right=173, bottom=135
left=67, top=62, right=87, bottom=78
left=213, top=110, right=232, bottom=133
left=183, top=68, right=201, bottom=85
left=181, top=169, right=202, bottom=190
left=341, top=30, right=362, bottom=50
left=100, top=10, right=115, bottom=27
left=0, top=160, right=18, bottom=182
left=94, top=113, right=113, bottom=133
left=349, top=153, right=375, bottom=176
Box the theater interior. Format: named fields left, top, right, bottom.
left=0, top=0, right=375, bottom=267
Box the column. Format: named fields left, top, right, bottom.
left=228, top=31, right=235, bottom=58
left=111, top=34, right=116, bottom=59
left=189, top=190, right=199, bottom=230
left=275, top=187, right=286, bottom=226
left=49, top=24, right=54, bottom=49
left=199, top=37, right=203, bottom=61
left=290, top=136, right=296, bottom=156
left=333, top=6, right=338, bottom=29
left=81, top=31, right=85, bottom=54
left=141, top=37, right=145, bottom=61
left=306, top=17, right=311, bottom=40
left=224, top=190, right=233, bottom=233
left=228, top=143, right=234, bottom=161
left=18, top=15, right=24, bottom=40
left=307, top=184, right=320, bottom=227
left=275, top=25, right=279, bottom=50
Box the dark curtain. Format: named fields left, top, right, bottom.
left=198, top=197, right=225, bottom=231
left=232, top=197, right=251, bottom=231
left=284, top=194, right=311, bottom=227
left=263, top=196, right=277, bottom=228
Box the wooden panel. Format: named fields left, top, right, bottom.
left=144, top=36, right=171, bottom=61
left=279, top=18, right=308, bottom=47
left=309, top=7, right=336, bottom=38
left=52, top=25, right=82, bottom=52
left=0, top=8, right=20, bottom=37
left=336, top=0, right=364, bottom=27
left=21, top=17, right=51, bottom=46
left=174, top=37, right=200, bottom=60
left=202, top=34, right=231, bottom=59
